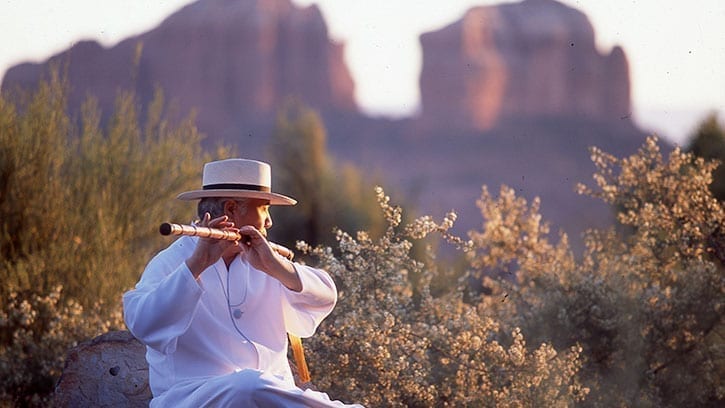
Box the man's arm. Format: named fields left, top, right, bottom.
left=281, top=263, right=338, bottom=337
left=124, top=213, right=241, bottom=352
left=185, top=213, right=240, bottom=279
left=122, top=243, right=204, bottom=354
left=237, top=225, right=303, bottom=292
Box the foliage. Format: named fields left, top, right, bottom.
left=469, top=136, right=724, bottom=406
left=686, top=112, right=725, bottom=201
left=267, top=99, right=384, bottom=248
left=0, top=73, right=225, bottom=405
left=0, top=72, right=214, bottom=307
left=2, top=75, right=723, bottom=407
left=0, top=286, right=124, bottom=407
left=301, top=187, right=588, bottom=407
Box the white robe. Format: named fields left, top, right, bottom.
left=123, top=235, right=361, bottom=407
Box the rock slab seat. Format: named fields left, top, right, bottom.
left=54, top=330, right=313, bottom=406
left=53, top=330, right=152, bottom=407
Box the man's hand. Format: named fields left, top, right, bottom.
left=185, top=213, right=241, bottom=279
left=238, top=225, right=302, bottom=292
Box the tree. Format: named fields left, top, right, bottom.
left=686, top=112, right=725, bottom=201
left=267, top=99, right=383, bottom=248
left=267, top=99, right=328, bottom=245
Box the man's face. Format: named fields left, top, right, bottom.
left=229, top=198, right=272, bottom=237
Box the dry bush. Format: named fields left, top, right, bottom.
left=470, top=136, right=724, bottom=406
left=301, top=187, right=588, bottom=407
left=0, top=286, right=124, bottom=406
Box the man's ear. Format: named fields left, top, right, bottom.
left=223, top=199, right=236, bottom=217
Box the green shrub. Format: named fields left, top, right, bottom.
left=0, top=73, right=227, bottom=406
left=0, top=72, right=217, bottom=307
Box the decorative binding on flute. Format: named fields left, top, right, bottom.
left=159, top=222, right=294, bottom=260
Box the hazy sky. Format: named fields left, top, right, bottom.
left=1, top=0, right=723, bottom=144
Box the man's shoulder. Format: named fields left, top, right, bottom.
left=147, top=236, right=196, bottom=268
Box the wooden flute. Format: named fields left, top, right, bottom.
left=159, top=222, right=294, bottom=260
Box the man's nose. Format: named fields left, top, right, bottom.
left=265, top=215, right=273, bottom=229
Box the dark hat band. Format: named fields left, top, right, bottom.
left=203, top=183, right=271, bottom=192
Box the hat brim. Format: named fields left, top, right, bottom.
left=176, top=189, right=296, bottom=205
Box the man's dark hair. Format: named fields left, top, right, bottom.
left=197, top=198, right=248, bottom=219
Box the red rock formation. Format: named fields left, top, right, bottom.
left=2, top=0, right=356, bottom=145
left=419, top=0, right=631, bottom=130
left=0, top=0, right=648, bottom=247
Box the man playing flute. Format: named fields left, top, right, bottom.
left=123, top=158, right=362, bottom=407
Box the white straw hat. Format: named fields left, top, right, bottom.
left=176, top=159, right=296, bottom=205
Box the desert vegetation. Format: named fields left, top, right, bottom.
left=1, top=77, right=722, bottom=406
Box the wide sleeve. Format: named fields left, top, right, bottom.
left=282, top=263, right=337, bottom=338
left=122, top=238, right=204, bottom=354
